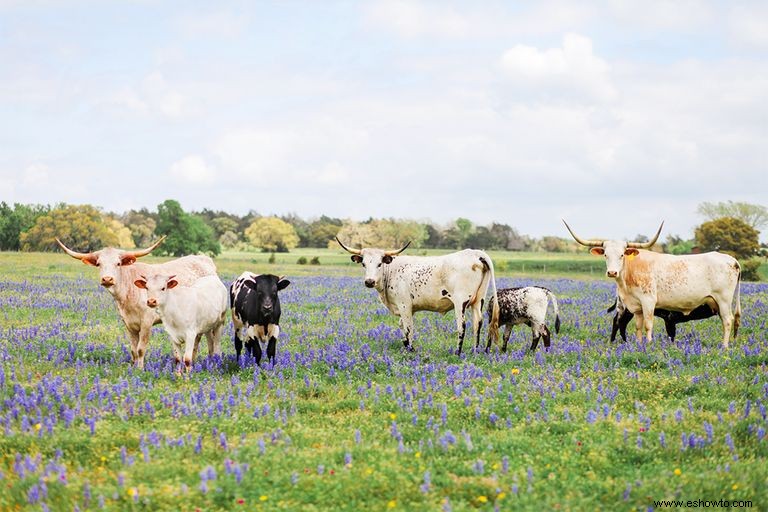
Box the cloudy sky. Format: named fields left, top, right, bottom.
left=1, top=1, right=766, bottom=241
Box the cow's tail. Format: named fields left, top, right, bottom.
left=733, top=260, right=741, bottom=338
left=477, top=253, right=500, bottom=345
left=545, top=288, right=561, bottom=334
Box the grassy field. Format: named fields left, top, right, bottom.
left=0, top=251, right=766, bottom=510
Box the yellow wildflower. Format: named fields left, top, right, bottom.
left=260, top=495, right=268, bottom=501
left=511, top=368, right=520, bottom=375
left=674, top=468, right=682, bottom=476
left=387, top=500, right=397, bottom=508
left=477, top=496, right=488, bottom=503
left=389, top=413, right=397, bottom=420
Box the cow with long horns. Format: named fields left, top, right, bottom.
left=337, top=238, right=500, bottom=355
left=563, top=221, right=741, bottom=346
left=56, top=237, right=220, bottom=368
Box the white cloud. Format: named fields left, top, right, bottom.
left=22, top=162, right=51, bottom=187
left=364, top=0, right=591, bottom=39
left=365, top=0, right=470, bottom=38
left=499, top=33, right=617, bottom=103
left=175, top=10, right=249, bottom=38
left=169, top=155, right=216, bottom=185
left=605, top=0, right=714, bottom=30
left=102, top=72, right=194, bottom=119
left=728, top=5, right=768, bottom=49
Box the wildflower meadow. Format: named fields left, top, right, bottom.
left=0, top=252, right=766, bottom=510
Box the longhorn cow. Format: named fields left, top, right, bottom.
left=563, top=221, right=741, bottom=346
left=56, top=237, right=220, bottom=368
left=337, top=238, right=500, bottom=355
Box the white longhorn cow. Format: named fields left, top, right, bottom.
left=337, top=238, right=500, bottom=355
left=563, top=221, right=741, bottom=347
left=56, top=237, right=220, bottom=368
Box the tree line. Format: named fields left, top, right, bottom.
left=0, top=199, right=765, bottom=264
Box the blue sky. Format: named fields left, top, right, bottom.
left=1, top=1, right=766, bottom=241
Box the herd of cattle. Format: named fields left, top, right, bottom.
left=53, top=220, right=743, bottom=373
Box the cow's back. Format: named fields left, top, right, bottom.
left=625, top=250, right=739, bottom=311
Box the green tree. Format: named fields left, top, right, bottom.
left=155, top=199, right=221, bottom=257
left=307, top=216, right=343, bottom=248
left=0, top=202, right=51, bottom=250
left=245, top=217, right=299, bottom=252
left=20, top=204, right=119, bottom=252
left=697, top=201, right=768, bottom=230
left=121, top=209, right=158, bottom=247
left=694, top=217, right=760, bottom=260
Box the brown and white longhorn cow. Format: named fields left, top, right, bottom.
left=337, top=238, right=500, bottom=355
left=56, top=237, right=219, bottom=368
left=563, top=221, right=741, bottom=347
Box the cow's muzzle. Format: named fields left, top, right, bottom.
left=146, top=298, right=157, bottom=308
left=607, top=270, right=618, bottom=278
left=364, top=279, right=376, bottom=288
left=100, top=276, right=115, bottom=287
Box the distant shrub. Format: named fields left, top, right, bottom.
left=268, top=252, right=276, bottom=264
left=297, top=256, right=308, bottom=265
left=310, top=256, right=321, bottom=265
left=741, top=258, right=764, bottom=282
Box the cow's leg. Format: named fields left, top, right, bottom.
left=453, top=300, right=469, bottom=355
left=193, top=333, right=202, bottom=361
left=398, top=310, right=416, bottom=352
left=135, top=321, right=153, bottom=370
left=714, top=299, right=733, bottom=348
left=254, top=340, right=263, bottom=366
left=183, top=333, right=196, bottom=373
left=206, top=323, right=223, bottom=357
left=632, top=312, right=645, bottom=342
left=542, top=325, right=551, bottom=349
left=641, top=308, right=655, bottom=344
left=267, top=337, right=277, bottom=365
left=471, top=301, right=484, bottom=351
left=665, top=319, right=677, bottom=342
left=127, top=329, right=140, bottom=365
left=234, top=332, right=243, bottom=360
left=501, top=325, right=512, bottom=352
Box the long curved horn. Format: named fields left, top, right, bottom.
left=627, top=221, right=664, bottom=249
left=56, top=238, right=96, bottom=260
left=124, top=235, right=166, bottom=258
left=384, top=241, right=411, bottom=256
left=562, top=220, right=604, bottom=247
left=335, top=237, right=361, bottom=255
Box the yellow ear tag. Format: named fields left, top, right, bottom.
left=626, top=253, right=636, bottom=261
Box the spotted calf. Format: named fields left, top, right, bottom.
left=486, top=286, right=561, bottom=352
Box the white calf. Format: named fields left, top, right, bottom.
left=134, top=274, right=228, bottom=373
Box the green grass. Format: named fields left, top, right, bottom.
left=0, top=252, right=766, bottom=511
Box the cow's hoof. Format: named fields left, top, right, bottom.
left=404, top=345, right=416, bottom=353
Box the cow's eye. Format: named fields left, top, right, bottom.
left=161, top=287, right=165, bottom=291
left=377, top=263, right=382, bottom=268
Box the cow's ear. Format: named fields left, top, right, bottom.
left=82, top=254, right=99, bottom=267
left=167, top=279, right=179, bottom=289
left=382, top=255, right=394, bottom=264
left=590, top=247, right=605, bottom=256
left=134, top=279, right=147, bottom=289
left=121, top=255, right=137, bottom=266
left=351, top=255, right=363, bottom=264
left=624, top=248, right=639, bottom=257
left=277, top=279, right=290, bottom=291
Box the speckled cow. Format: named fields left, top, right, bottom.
left=337, top=238, right=500, bottom=355
left=486, top=286, right=561, bottom=352
left=564, top=220, right=741, bottom=346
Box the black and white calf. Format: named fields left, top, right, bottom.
left=229, top=272, right=290, bottom=365
left=607, top=296, right=716, bottom=343
left=486, top=286, right=561, bottom=352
